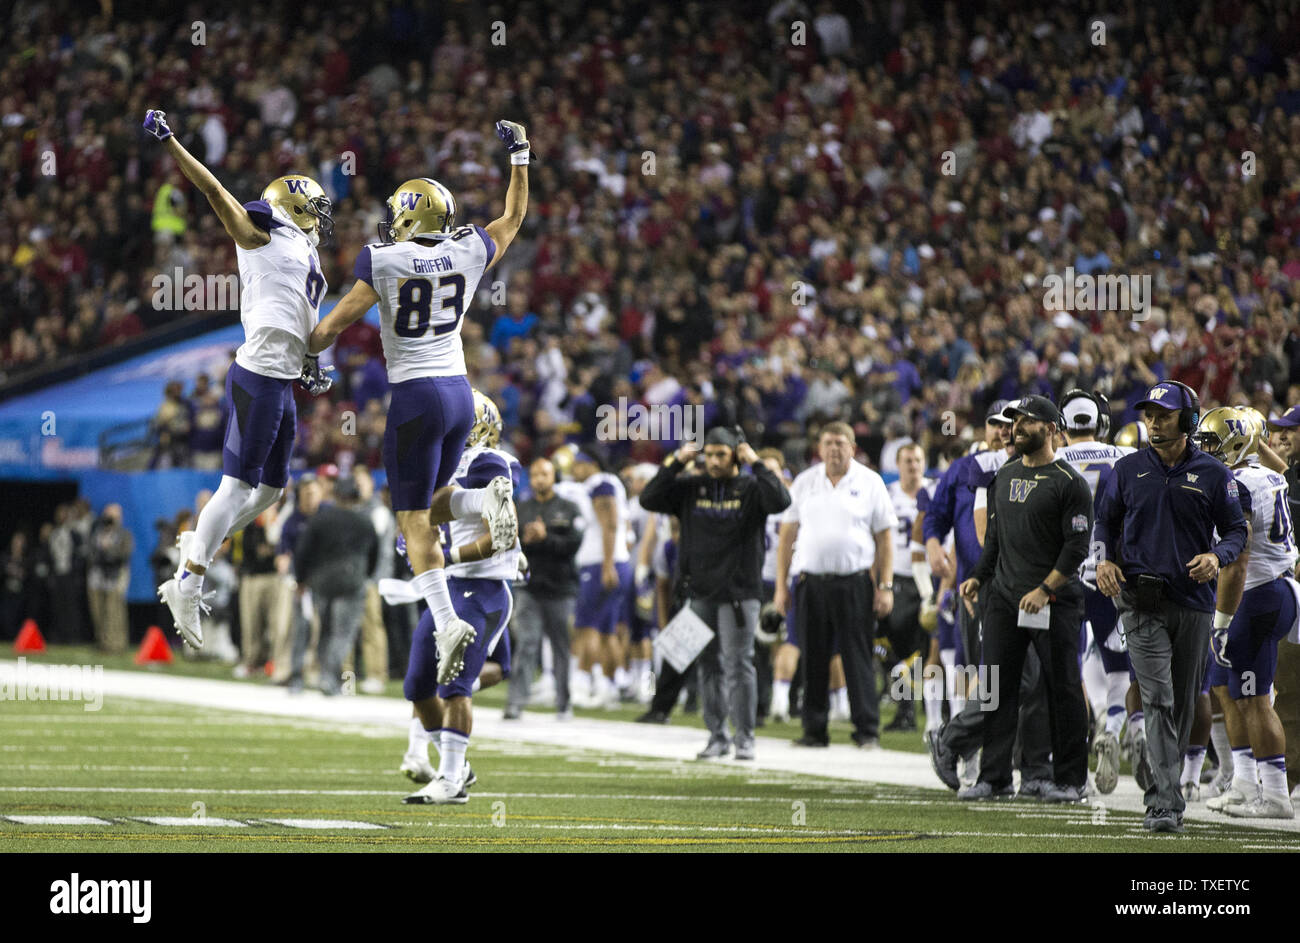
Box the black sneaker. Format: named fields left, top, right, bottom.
left=502, top=706, right=522, bottom=720
left=635, top=709, right=670, bottom=724
left=1143, top=808, right=1185, bottom=833
left=884, top=699, right=916, bottom=732
left=792, top=735, right=830, bottom=747
left=927, top=728, right=960, bottom=791
left=851, top=732, right=880, bottom=749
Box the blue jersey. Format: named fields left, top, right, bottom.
left=923, top=449, right=1008, bottom=579
left=1094, top=443, right=1249, bottom=612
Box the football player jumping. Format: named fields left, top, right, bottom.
left=391, top=391, right=524, bottom=804
left=1196, top=408, right=1299, bottom=818
left=311, top=120, right=530, bottom=690
left=143, top=109, right=337, bottom=650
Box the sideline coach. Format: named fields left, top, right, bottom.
left=960, top=396, right=1093, bottom=801
left=775, top=421, right=898, bottom=747
left=1095, top=381, right=1249, bottom=833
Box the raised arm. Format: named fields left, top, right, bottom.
left=482, top=120, right=530, bottom=271
left=310, top=277, right=380, bottom=355
left=143, top=110, right=269, bottom=250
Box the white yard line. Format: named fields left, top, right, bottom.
left=3, top=660, right=1297, bottom=835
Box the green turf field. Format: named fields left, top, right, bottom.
left=2, top=690, right=1296, bottom=852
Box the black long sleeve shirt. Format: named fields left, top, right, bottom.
left=640, top=458, right=791, bottom=602
left=516, top=492, right=584, bottom=598
left=969, top=455, right=1093, bottom=606
left=295, top=504, right=379, bottom=596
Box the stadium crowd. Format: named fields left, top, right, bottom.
left=5, top=0, right=1300, bottom=475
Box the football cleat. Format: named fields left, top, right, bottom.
left=1204, top=771, right=1234, bottom=799
left=1092, top=730, right=1120, bottom=795
left=403, top=774, right=469, bottom=805
left=399, top=750, right=436, bottom=785
left=1224, top=793, right=1294, bottom=819
left=158, top=578, right=209, bottom=649
left=434, top=617, right=477, bottom=685
left=1207, top=780, right=1257, bottom=812
left=482, top=476, right=518, bottom=552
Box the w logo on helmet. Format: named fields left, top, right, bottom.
left=1008, top=479, right=1039, bottom=503
left=285, top=179, right=309, bottom=194
left=1225, top=418, right=1247, bottom=437
left=399, top=192, right=422, bottom=210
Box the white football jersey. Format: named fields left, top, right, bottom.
left=234, top=202, right=327, bottom=379
left=356, top=225, right=495, bottom=383
left=441, top=445, right=523, bottom=581
left=1232, top=462, right=1299, bottom=591
left=889, top=478, right=933, bottom=577
left=1058, top=440, right=1134, bottom=582
left=573, top=472, right=631, bottom=566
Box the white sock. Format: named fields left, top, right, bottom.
left=922, top=667, right=944, bottom=731
left=449, top=488, right=486, bottom=519
left=772, top=680, right=790, bottom=716
left=178, top=569, right=205, bottom=595
left=614, top=666, right=630, bottom=690
left=1105, top=673, right=1128, bottom=734
left=411, top=568, right=456, bottom=633
left=1128, top=711, right=1144, bottom=742
left=1259, top=754, right=1288, bottom=798
left=439, top=729, right=468, bottom=782
left=593, top=670, right=611, bottom=695
left=630, top=657, right=649, bottom=680
left=407, top=717, right=430, bottom=756
left=227, top=483, right=284, bottom=537
left=1232, top=747, right=1257, bottom=791
left=190, top=475, right=252, bottom=573
left=574, top=669, right=592, bottom=696
left=831, top=686, right=849, bottom=715
left=541, top=638, right=554, bottom=674
left=1209, top=718, right=1234, bottom=780
left=1182, top=745, right=1207, bottom=784
left=940, top=649, right=965, bottom=714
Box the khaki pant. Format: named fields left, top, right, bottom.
left=239, top=573, right=292, bottom=672
left=267, top=578, right=297, bottom=682
left=88, top=588, right=129, bottom=654
left=1272, top=641, right=1300, bottom=792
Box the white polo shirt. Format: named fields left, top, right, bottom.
left=783, top=459, right=898, bottom=576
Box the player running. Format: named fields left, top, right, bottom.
left=311, top=120, right=530, bottom=686
left=1055, top=390, right=1134, bottom=794
left=143, top=109, right=336, bottom=650
left=1196, top=408, right=1299, bottom=818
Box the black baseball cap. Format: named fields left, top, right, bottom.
left=1007, top=395, right=1063, bottom=427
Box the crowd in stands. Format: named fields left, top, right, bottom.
left=6, top=0, right=1300, bottom=471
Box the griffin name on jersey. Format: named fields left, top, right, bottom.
left=235, top=200, right=328, bottom=379
left=354, top=223, right=496, bottom=382
left=442, top=444, right=524, bottom=581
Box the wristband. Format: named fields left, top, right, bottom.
left=510, top=149, right=530, bottom=165
left=1213, top=610, right=1233, bottom=630
left=450, top=546, right=462, bottom=565
left=1038, top=582, right=1055, bottom=599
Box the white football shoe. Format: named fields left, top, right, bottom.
left=1225, top=792, right=1294, bottom=819
left=1181, top=780, right=1202, bottom=803
left=1092, top=730, right=1120, bottom=795
left=399, top=750, right=436, bottom=785
left=403, top=774, right=469, bottom=805
left=158, top=577, right=208, bottom=649
left=1204, top=771, right=1234, bottom=798
left=434, top=617, right=477, bottom=685
left=1207, top=780, right=1257, bottom=812
left=482, top=476, right=518, bottom=551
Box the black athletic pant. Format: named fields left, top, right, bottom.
left=797, top=571, right=877, bottom=742
left=978, top=587, right=1088, bottom=789
left=878, top=578, right=922, bottom=669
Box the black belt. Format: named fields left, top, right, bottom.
left=803, top=570, right=869, bottom=583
